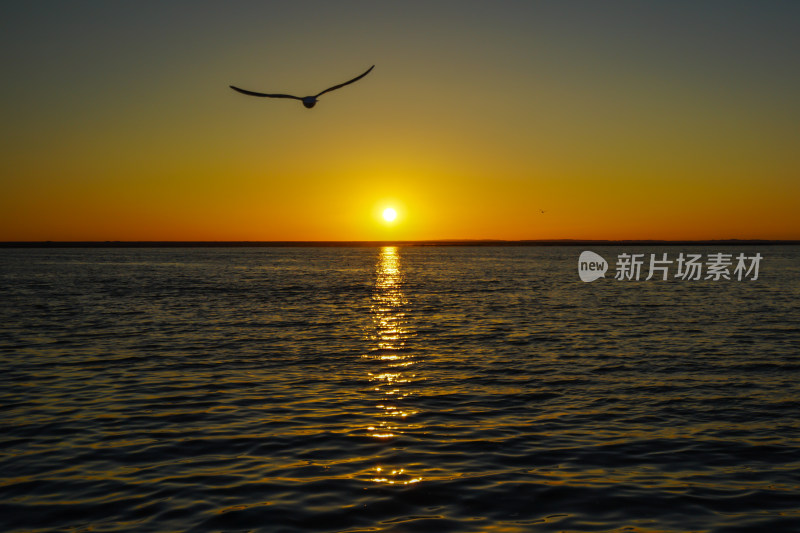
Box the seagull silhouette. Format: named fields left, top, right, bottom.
left=230, top=65, right=374, bottom=109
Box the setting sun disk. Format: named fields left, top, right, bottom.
left=382, top=208, right=397, bottom=222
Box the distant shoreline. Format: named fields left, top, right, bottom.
left=2, top=240, right=799, bottom=248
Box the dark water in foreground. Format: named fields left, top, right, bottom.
left=1, top=246, right=799, bottom=532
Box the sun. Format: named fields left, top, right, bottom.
left=382, top=207, right=397, bottom=223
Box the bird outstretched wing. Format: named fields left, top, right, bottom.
left=314, top=65, right=374, bottom=98
left=229, top=86, right=303, bottom=100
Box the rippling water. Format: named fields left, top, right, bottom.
left=1, top=246, right=799, bottom=532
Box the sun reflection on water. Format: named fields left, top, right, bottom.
left=362, top=246, right=422, bottom=485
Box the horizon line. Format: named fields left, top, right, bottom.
left=2, top=239, right=799, bottom=248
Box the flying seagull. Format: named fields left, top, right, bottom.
left=230, top=65, right=374, bottom=109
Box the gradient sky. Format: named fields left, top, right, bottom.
left=1, top=1, right=798, bottom=241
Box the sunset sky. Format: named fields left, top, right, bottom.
left=1, top=1, right=798, bottom=241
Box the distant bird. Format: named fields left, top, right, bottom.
left=230, top=65, right=374, bottom=109
left=540, top=209, right=547, bottom=214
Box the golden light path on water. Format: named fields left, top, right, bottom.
left=363, top=247, right=422, bottom=485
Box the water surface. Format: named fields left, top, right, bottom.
left=1, top=246, right=799, bottom=532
